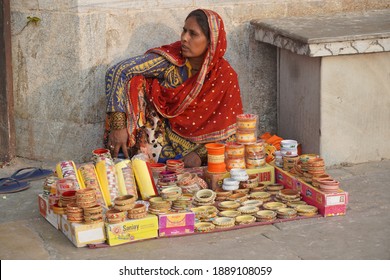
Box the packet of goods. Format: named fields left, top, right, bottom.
left=77, top=163, right=108, bottom=207
left=56, top=160, right=83, bottom=190
left=132, top=157, right=158, bottom=200
left=95, top=157, right=119, bottom=207
left=115, top=159, right=138, bottom=200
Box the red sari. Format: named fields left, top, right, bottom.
left=126, top=9, right=243, bottom=151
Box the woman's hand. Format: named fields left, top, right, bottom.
left=182, top=151, right=202, bottom=168
left=108, top=128, right=129, bottom=158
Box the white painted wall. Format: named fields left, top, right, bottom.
left=321, top=52, right=390, bottom=165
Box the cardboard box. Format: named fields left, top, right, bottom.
left=204, top=164, right=275, bottom=190
left=203, top=170, right=228, bottom=190
left=274, top=165, right=298, bottom=188
left=105, top=214, right=158, bottom=246
left=246, top=164, right=275, bottom=184
left=59, top=215, right=106, bottom=247
left=159, top=226, right=195, bottom=237
left=274, top=166, right=348, bottom=217
left=38, top=194, right=59, bottom=229
left=158, top=212, right=195, bottom=237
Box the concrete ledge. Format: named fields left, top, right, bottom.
left=251, top=10, right=390, bottom=57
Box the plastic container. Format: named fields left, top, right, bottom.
left=236, top=131, right=257, bottom=144
left=205, top=143, right=225, bottom=155
left=226, top=157, right=246, bottom=170
left=280, top=139, right=298, bottom=149
left=236, top=114, right=258, bottom=131
left=206, top=143, right=226, bottom=173
left=225, top=142, right=245, bottom=158
left=245, top=139, right=265, bottom=154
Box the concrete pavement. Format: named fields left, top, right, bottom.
left=0, top=157, right=389, bottom=260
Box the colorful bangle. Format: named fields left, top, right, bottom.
left=195, top=222, right=215, bottom=232
left=128, top=203, right=146, bottom=214
left=115, top=204, right=135, bottom=212
left=114, top=195, right=136, bottom=206
left=195, top=189, right=216, bottom=203
left=110, top=112, right=127, bottom=130
left=128, top=212, right=147, bottom=220
left=66, top=203, right=83, bottom=214
left=52, top=203, right=67, bottom=215
left=83, top=205, right=103, bottom=215
left=213, top=217, right=235, bottom=227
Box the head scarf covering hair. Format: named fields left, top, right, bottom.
left=127, top=9, right=243, bottom=145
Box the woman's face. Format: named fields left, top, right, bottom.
left=181, top=16, right=209, bottom=59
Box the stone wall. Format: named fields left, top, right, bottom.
left=10, top=0, right=389, bottom=162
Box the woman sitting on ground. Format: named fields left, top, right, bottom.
left=105, top=9, right=243, bottom=167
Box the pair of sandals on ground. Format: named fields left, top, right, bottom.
left=0, top=167, right=53, bottom=194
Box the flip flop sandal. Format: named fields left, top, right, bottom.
left=8, top=167, right=53, bottom=182
left=0, top=178, right=31, bottom=194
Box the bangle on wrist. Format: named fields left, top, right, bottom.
left=110, top=112, right=127, bottom=130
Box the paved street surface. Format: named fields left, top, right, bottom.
left=0, top=157, right=389, bottom=260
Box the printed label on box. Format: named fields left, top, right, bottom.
left=326, top=194, right=346, bottom=206
left=204, top=171, right=227, bottom=190
left=159, top=212, right=195, bottom=229
left=166, top=214, right=186, bottom=227
left=77, top=227, right=105, bottom=244
left=159, top=225, right=194, bottom=237
left=59, top=215, right=105, bottom=247
left=295, top=181, right=302, bottom=192
left=246, top=164, right=275, bottom=184
left=259, top=170, right=271, bottom=182
left=38, top=194, right=59, bottom=229
left=105, top=214, right=158, bottom=246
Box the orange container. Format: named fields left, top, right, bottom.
left=207, top=162, right=227, bottom=173
left=205, top=143, right=225, bottom=155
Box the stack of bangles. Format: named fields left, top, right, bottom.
left=212, top=217, right=236, bottom=229
left=177, top=172, right=208, bottom=191
left=307, top=157, right=326, bottom=176
left=192, top=189, right=216, bottom=206
left=83, top=204, right=104, bottom=224
left=76, top=188, right=97, bottom=209
left=172, top=194, right=193, bottom=211
left=110, top=112, right=127, bottom=130
left=177, top=172, right=197, bottom=186
left=52, top=203, right=67, bottom=215
left=160, top=186, right=182, bottom=201
left=58, top=190, right=77, bottom=208
left=214, top=188, right=232, bottom=201
left=180, top=183, right=201, bottom=194
left=235, top=215, right=256, bottom=225
left=114, top=195, right=136, bottom=211
left=105, top=209, right=127, bottom=224
left=128, top=203, right=147, bottom=219
left=194, top=222, right=215, bottom=232
left=66, top=203, right=84, bottom=223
